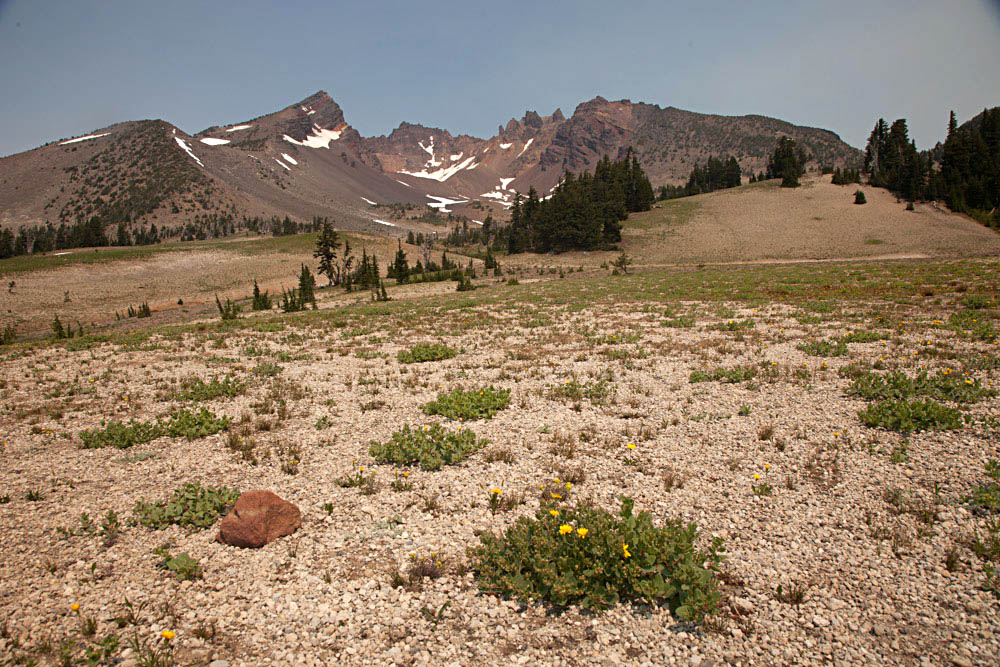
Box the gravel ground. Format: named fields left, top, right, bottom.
left=1, top=274, right=998, bottom=666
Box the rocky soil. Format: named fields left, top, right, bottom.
left=1, top=262, right=998, bottom=666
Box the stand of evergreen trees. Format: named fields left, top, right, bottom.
left=862, top=108, right=999, bottom=228
left=494, top=149, right=654, bottom=254
left=0, top=212, right=331, bottom=261
left=767, top=137, right=807, bottom=187
left=658, top=156, right=742, bottom=200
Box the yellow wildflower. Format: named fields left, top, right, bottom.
left=753, top=474, right=761, bottom=480
left=565, top=482, right=572, bottom=491
left=577, top=528, right=588, bottom=538
left=764, top=464, right=770, bottom=471
left=549, top=510, right=559, bottom=517
left=161, top=630, right=175, bottom=640
left=550, top=493, right=562, bottom=500
left=622, top=543, right=631, bottom=558
left=626, top=443, right=636, bottom=450
left=490, top=488, right=502, bottom=495
left=71, top=603, right=80, bottom=612
left=559, top=524, right=572, bottom=535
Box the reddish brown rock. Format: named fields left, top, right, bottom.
left=216, top=490, right=301, bottom=548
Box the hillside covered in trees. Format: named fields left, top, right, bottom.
left=863, top=108, right=1000, bottom=228
left=496, top=150, right=654, bottom=254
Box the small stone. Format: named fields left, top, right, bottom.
left=216, top=490, right=301, bottom=548
left=209, top=662, right=230, bottom=667
left=952, top=657, right=973, bottom=667
left=813, top=615, right=830, bottom=627
left=733, top=597, right=753, bottom=615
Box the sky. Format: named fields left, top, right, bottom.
left=0, top=0, right=998, bottom=157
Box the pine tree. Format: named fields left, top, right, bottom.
left=314, top=221, right=340, bottom=286
left=298, top=264, right=316, bottom=308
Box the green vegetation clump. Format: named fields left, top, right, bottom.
left=397, top=343, right=457, bottom=364
left=471, top=497, right=725, bottom=619
left=135, top=482, right=239, bottom=529
left=848, top=370, right=994, bottom=404
left=797, top=338, right=848, bottom=357
left=80, top=419, right=161, bottom=449
left=161, top=407, right=231, bottom=439
left=421, top=386, right=511, bottom=421
left=173, top=376, right=245, bottom=401
left=155, top=548, right=203, bottom=580
left=858, top=398, right=963, bottom=433
left=854, top=190, right=867, bottom=205
left=369, top=424, right=487, bottom=470
left=965, top=460, right=1000, bottom=513
left=547, top=378, right=615, bottom=404
left=689, top=364, right=757, bottom=384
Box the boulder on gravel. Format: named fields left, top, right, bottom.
left=216, top=490, right=301, bottom=548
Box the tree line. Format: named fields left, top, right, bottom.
left=493, top=149, right=654, bottom=254
left=861, top=108, right=1000, bottom=228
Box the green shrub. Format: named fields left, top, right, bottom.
left=421, top=386, right=510, bottom=421
left=80, top=420, right=161, bottom=449
left=854, top=190, right=866, bottom=204
left=848, top=370, right=994, bottom=404
left=470, top=497, right=725, bottom=619
left=173, top=376, right=245, bottom=401
left=369, top=424, right=487, bottom=470
left=797, top=338, right=848, bottom=357
left=162, top=407, right=230, bottom=439
left=858, top=399, right=963, bottom=433
left=546, top=378, right=615, bottom=405
left=840, top=330, right=886, bottom=344
left=965, top=460, right=1000, bottom=513
left=710, top=319, right=755, bottom=332
left=154, top=548, right=203, bottom=580
left=135, top=482, right=239, bottom=529
left=398, top=343, right=457, bottom=364
left=662, top=316, right=695, bottom=328
left=689, top=365, right=757, bottom=384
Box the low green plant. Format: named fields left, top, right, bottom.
left=965, top=460, right=1000, bottom=513
left=797, top=338, right=848, bottom=357
left=369, top=423, right=487, bottom=470
left=80, top=419, right=160, bottom=449
left=848, top=370, right=994, bottom=404
left=421, top=386, right=510, bottom=421
left=154, top=549, right=203, bottom=581
left=547, top=378, right=615, bottom=405
left=858, top=399, right=963, bottom=433
left=161, top=407, right=230, bottom=439
left=134, top=483, right=239, bottom=529
left=470, top=496, right=725, bottom=619
left=173, top=376, right=245, bottom=401
left=397, top=343, right=457, bottom=364
left=689, top=364, right=757, bottom=384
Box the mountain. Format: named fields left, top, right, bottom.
left=0, top=91, right=862, bottom=239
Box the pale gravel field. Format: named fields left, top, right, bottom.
left=0, top=270, right=998, bottom=666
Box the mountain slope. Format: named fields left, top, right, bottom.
left=1, top=92, right=863, bottom=237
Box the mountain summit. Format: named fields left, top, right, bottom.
left=0, top=92, right=861, bottom=235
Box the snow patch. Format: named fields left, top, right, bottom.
left=517, top=138, right=533, bottom=157
left=200, top=137, right=230, bottom=146
left=361, top=197, right=378, bottom=206
left=395, top=179, right=412, bottom=188
left=480, top=191, right=507, bottom=200
left=398, top=155, right=478, bottom=182
left=226, top=124, right=252, bottom=132
left=281, top=153, right=298, bottom=165
left=418, top=137, right=441, bottom=167
left=173, top=136, right=203, bottom=167
left=52, top=251, right=74, bottom=256
left=59, top=133, right=110, bottom=145
left=373, top=219, right=396, bottom=227
left=471, top=219, right=483, bottom=225
left=274, top=158, right=291, bottom=171
left=449, top=152, right=463, bottom=161
left=499, top=142, right=512, bottom=149
left=283, top=124, right=344, bottom=149
left=499, top=177, right=515, bottom=190
left=426, top=195, right=468, bottom=213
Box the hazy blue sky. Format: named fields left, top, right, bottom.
left=0, top=0, right=998, bottom=157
